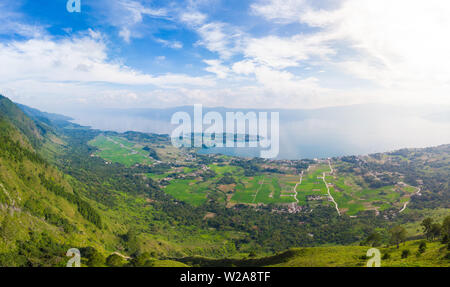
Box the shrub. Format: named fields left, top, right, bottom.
left=80, top=247, right=105, bottom=267
left=130, top=252, right=154, bottom=267
left=382, top=253, right=391, bottom=260
left=401, top=249, right=410, bottom=259
left=418, top=241, right=427, bottom=254
left=106, top=254, right=125, bottom=267
left=248, top=251, right=257, bottom=258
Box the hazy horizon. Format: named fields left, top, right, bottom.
left=55, top=102, right=450, bottom=160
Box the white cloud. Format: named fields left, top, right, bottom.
left=155, top=38, right=183, bottom=49
left=0, top=31, right=214, bottom=87
left=0, top=29, right=221, bottom=110
left=251, top=0, right=308, bottom=23
left=250, top=0, right=450, bottom=106
left=0, top=1, right=47, bottom=38
left=179, top=11, right=207, bottom=26
left=119, top=28, right=132, bottom=43
left=3, top=0, right=450, bottom=110
left=244, top=34, right=334, bottom=69
left=232, top=60, right=256, bottom=75
left=105, top=0, right=168, bottom=42
left=203, top=59, right=230, bottom=79
left=155, top=55, right=166, bottom=62
left=196, top=22, right=243, bottom=59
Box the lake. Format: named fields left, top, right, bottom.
left=67, top=104, right=450, bottom=160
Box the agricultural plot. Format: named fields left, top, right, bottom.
left=89, top=135, right=154, bottom=167
left=159, top=164, right=244, bottom=206
left=232, top=176, right=264, bottom=204
left=231, top=174, right=297, bottom=204
left=208, top=164, right=241, bottom=176
left=295, top=164, right=331, bottom=206
left=163, top=179, right=209, bottom=206
left=278, top=174, right=299, bottom=195
left=325, top=167, right=420, bottom=215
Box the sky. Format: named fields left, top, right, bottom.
left=1, top=0, right=450, bottom=112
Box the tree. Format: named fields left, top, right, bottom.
left=125, top=227, right=139, bottom=254
left=401, top=249, right=410, bottom=259
left=421, top=218, right=433, bottom=240
left=363, top=232, right=382, bottom=247
left=441, top=216, right=450, bottom=242
left=390, top=226, right=407, bottom=249
left=429, top=223, right=442, bottom=241
left=130, top=252, right=153, bottom=267
left=88, top=251, right=105, bottom=267
left=80, top=247, right=105, bottom=267
left=106, top=254, right=125, bottom=267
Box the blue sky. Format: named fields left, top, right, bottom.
left=1, top=0, right=449, bottom=112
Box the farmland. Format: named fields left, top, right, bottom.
left=326, top=160, right=420, bottom=216
left=85, top=133, right=437, bottom=218
left=88, top=135, right=154, bottom=167
left=142, top=153, right=422, bottom=216
left=295, top=164, right=331, bottom=206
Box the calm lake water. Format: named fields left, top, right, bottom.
left=68, top=105, right=450, bottom=160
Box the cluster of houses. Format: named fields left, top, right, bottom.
left=271, top=203, right=303, bottom=214
left=287, top=203, right=303, bottom=213
left=307, top=195, right=325, bottom=201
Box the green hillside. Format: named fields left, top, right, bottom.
left=178, top=240, right=449, bottom=267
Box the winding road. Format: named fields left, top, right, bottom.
left=399, top=186, right=421, bottom=213
left=323, top=160, right=341, bottom=216
left=292, top=171, right=303, bottom=204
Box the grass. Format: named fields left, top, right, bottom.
left=271, top=240, right=449, bottom=267
left=88, top=135, right=153, bottom=167
left=146, top=260, right=189, bottom=267
left=402, top=208, right=450, bottom=237
left=178, top=240, right=449, bottom=267
left=164, top=179, right=209, bottom=206
left=208, top=164, right=240, bottom=175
